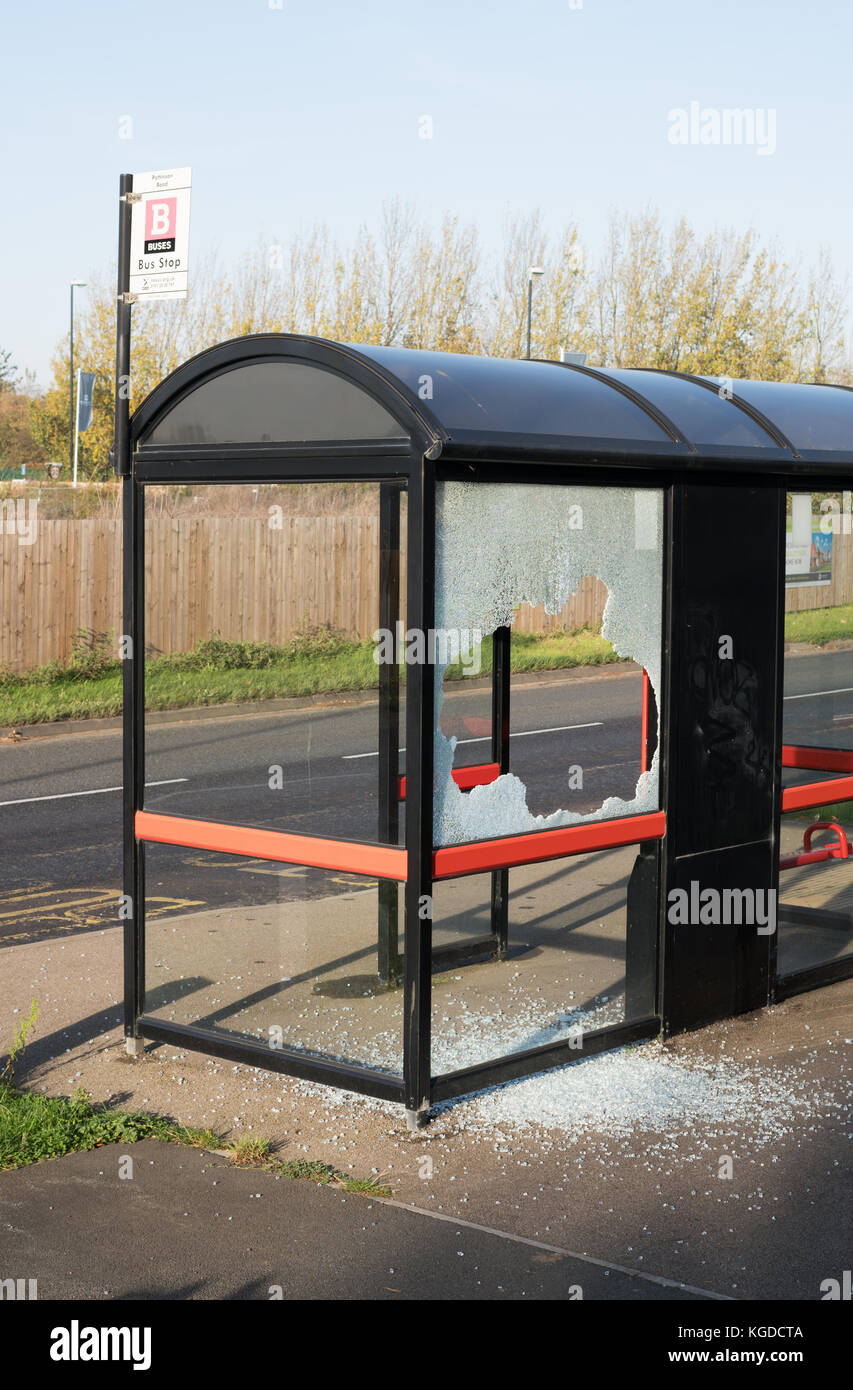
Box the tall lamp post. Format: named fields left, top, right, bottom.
left=69, top=280, right=87, bottom=474
left=526, top=266, right=544, bottom=359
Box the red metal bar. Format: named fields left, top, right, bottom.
left=781, top=776, right=853, bottom=813
left=138, top=803, right=666, bottom=888
left=804, top=821, right=849, bottom=857
left=432, top=809, right=666, bottom=880
left=780, top=820, right=849, bottom=871
left=397, top=762, right=500, bottom=801
left=135, top=810, right=408, bottom=881
left=782, top=744, right=853, bottom=773
left=640, top=668, right=650, bottom=774
left=779, top=846, right=838, bottom=871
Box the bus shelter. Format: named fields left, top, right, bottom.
left=120, top=335, right=853, bottom=1125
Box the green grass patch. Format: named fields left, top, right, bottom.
left=265, top=1158, right=392, bottom=1196
left=0, top=1082, right=390, bottom=1191
left=4, top=602, right=853, bottom=728
left=220, top=1138, right=391, bottom=1194
left=222, top=1135, right=275, bottom=1166
left=0, top=1082, right=219, bottom=1170
left=0, top=998, right=388, bottom=1192
left=0, top=624, right=622, bottom=728
left=784, top=603, right=853, bottom=646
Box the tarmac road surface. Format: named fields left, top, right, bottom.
left=0, top=649, right=851, bottom=947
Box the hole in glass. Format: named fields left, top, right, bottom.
left=433, top=483, right=663, bottom=846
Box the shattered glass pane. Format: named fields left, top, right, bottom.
left=430, top=850, right=651, bottom=1074
left=434, top=483, right=663, bottom=846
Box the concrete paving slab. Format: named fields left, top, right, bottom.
left=0, top=1140, right=713, bottom=1301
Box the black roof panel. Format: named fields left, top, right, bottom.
left=599, top=368, right=782, bottom=450
left=354, top=345, right=673, bottom=444
left=132, top=334, right=853, bottom=469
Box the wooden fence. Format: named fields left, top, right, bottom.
left=1, top=515, right=851, bottom=672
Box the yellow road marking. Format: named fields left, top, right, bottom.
left=0, top=892, right=205, bottom=943
left=0, top=884, right=93, bottom=904
left=0, top=889, right=117, bottom=920
left=147, top=896, right=205, bottom=917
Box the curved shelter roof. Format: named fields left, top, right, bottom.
left=132, top=334, right=853, bottom=475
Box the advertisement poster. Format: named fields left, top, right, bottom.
left=786, top=493, right=833, bottom=587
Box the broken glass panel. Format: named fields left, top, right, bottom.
left=433, top=483, right=663, bottom=846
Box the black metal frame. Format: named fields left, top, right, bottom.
left=770, top=474, right=853, bottom=1001
left=120, top=332, right=853, bottom=1125
left=377, top=482, right=403, bottom=986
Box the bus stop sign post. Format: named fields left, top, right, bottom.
left=113, top=167, right=192, bottom=479
left=113, top=169, right=191, bottom=1056
left=113, top=172, right=134, bottom=481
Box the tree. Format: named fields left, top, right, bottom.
left=0, top=348, right=19, bottom=392
left=28, top=203, right=851, bottom=481
left=0, top=362, right=44, bottom=474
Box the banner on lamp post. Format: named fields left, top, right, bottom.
left=76, top=371, right=95, bottom=434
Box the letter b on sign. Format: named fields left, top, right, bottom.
left=145, top=197, right=176, bottom=240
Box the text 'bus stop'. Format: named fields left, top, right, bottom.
left=119, top=335, right=853, bottom=1125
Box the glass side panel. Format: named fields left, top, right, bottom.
left=143, top=845, right=403, bottom=1074
left=701, top=378, right=853, bottom=452
left=431, top=847, right=655, bottom=1075
left=143, top=482, right=406, bottom=845
left=433, top=482, right=663, bottom=847
left=779, top=488, right=853, bottom=977
left=600, top=369, right=778, bottom=449
left=778, top=806, right=853, bottom=976
left=143, top=361, right=406, bottom=446
left=355, top=345, right=672, bottom=442
left=783, top=490, right=853, bottom=754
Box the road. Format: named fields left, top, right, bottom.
left=0, top=650, right=851, bottom=947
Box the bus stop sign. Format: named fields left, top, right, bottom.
left=128, top=168, right=191, bottom=301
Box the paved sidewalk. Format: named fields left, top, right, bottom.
left=0, top=1140, right=713, bottom=1301
left=1, top=898, right=851, bottom=1302
left=0, top=964, right=849, bottom=1299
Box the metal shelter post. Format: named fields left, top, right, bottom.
left=115, top=173, right=143, bottom=1053
left=403, top=455, right=435, bottom=1126
left=377, top=482, right=402, bottom=986
left=490, top=625, right=511, bottom=959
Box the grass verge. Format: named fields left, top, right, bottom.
left=2, top=604, right=850, bottom=729
left=0, top=1082, right=218, bottom=1170
left=221, top=1136, right=391, bottom=1195
left=785, top=602, right=853, bottom=646
left=0, top=1005, right=388, bottom=1193
left=0, top=625, right=620, bottom=727
left=0, top=1084, right=390, bottom=1193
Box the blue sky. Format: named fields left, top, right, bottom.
left=3, top=0, right=852, bottom=386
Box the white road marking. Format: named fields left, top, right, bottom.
left=785, top=686, right=853, bottom=701
left=0, top=778, right=187, bottom=808
left=342, top=722, right=604, bottom=761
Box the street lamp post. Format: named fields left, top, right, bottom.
left=69, top=280, right=87, bottom=475
left=526, top=266, right=545, bottom=360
